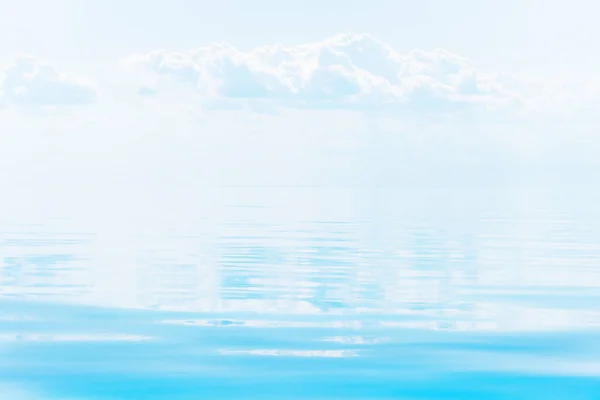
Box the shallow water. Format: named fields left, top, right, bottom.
left=2, top=186, right=600, bottom=399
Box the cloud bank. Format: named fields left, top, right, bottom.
left=124, top=33, right=520, bottom=112
left=0, top=56, right=96, bottom=108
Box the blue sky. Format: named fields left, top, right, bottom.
left=1, top=0, right=599, bottom=189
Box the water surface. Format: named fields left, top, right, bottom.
left=2, top=186, right=600, bottom=399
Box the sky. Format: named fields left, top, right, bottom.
left=1, top=0, right=599, bottom=190
left=1, top=0, right=598, bottom=78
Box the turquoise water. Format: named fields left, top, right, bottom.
left=2, top=186, right=600, bottom=399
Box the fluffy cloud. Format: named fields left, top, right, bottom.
left=123, top=33, right=517, bottom=112
left=0, top=56, right=96, bottom=108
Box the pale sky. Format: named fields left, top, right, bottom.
left=1, top=0, right=599, bottom=190
left=1, top=0, right=598, bottom=78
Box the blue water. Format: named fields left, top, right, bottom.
left=2, top=186, right=600, bottom=399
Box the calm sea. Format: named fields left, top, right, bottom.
left=2, top=186, right=600, bottom=399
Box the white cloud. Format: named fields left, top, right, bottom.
left=123, top=33, right=519, bottom=112
left=0, top=56, right=96, bottom=108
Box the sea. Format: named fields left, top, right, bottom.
left=1, top=184, right=600, bottom=399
